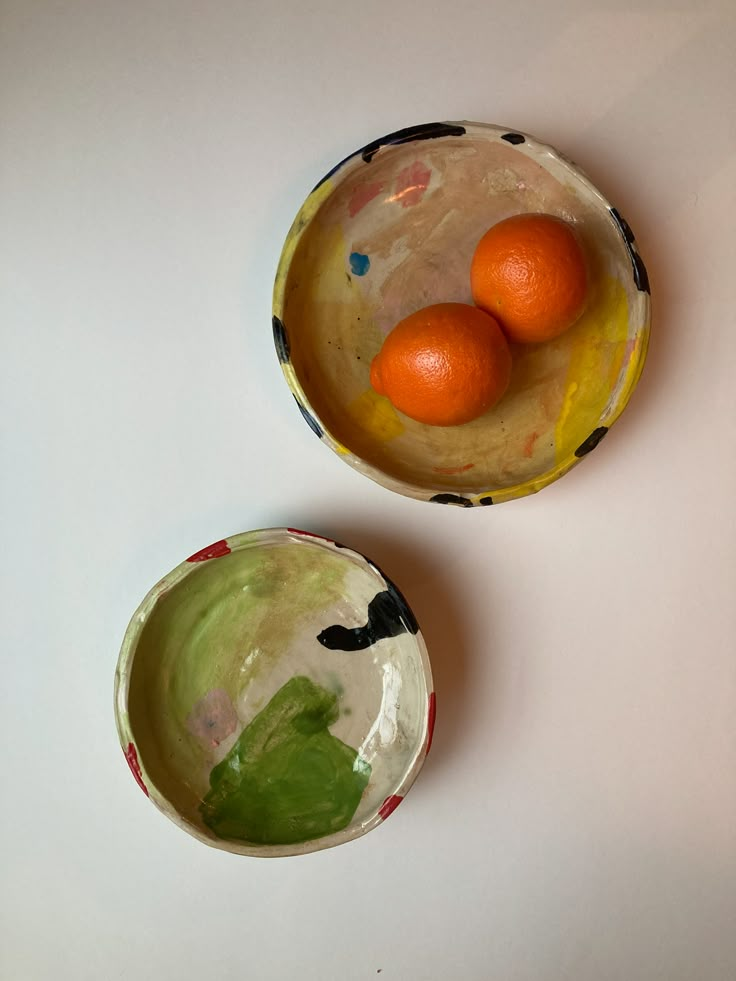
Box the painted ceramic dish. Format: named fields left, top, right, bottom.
left=273, top=121, right=650, bottom=506
left=115, top=529, right=434, bottom=856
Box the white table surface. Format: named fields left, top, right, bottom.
left=2, top=2, right=735, bottom=978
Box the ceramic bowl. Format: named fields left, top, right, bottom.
left=114, top=528, right=434, bottom=857
left=273, top=121, right=650, bottom=506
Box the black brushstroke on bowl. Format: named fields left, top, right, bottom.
left=609, top=208, right=650, bottom=294
left=272, top=316, right=290, bottom=364
left=293, top=396, right=323, bottom=438
left=317, top=588, right=418, bottom=651
left=430, top=493, right=474, bottom=507
left=360, top=122, right=467, bottom=163
left=575, top=426, right=609, bottom=457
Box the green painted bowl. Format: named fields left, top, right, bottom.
left=273, top=121, right=650, bottom=506
left=114, top=529, right=434, bottom=857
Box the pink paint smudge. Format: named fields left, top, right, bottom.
left=187, top=689, right=239, bottom=748
left=124, top=743, right=149, bottom=797
left=391, top=161, right=431, bottom=208
left=348, top=181, right=384, bottom=217
left=379, top=795, right=403, bottom=821
left=186, top=540, right=231, bottom=563
left=287, top=528, right=333, bottom=544
left=623, top=337, right=638, bottom=363
left=523, top=432, right=540, bottom=458
left=426, top=692, right=436, bottom=755
left=432, top=463, right=475, bottom=475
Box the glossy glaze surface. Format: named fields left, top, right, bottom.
left=273, top=121, right=650, bottom=505
left=115, top=529, right=434, bottom=856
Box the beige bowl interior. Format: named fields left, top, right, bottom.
left=274, top=122, right=650, bottom=505
left=115, top=530, right=434, bottom=857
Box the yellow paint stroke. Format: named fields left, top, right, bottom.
left=347, top=389, right=404, bottom=443
left=555, top=275, right=629, bottom=461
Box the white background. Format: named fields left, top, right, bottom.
left=2, top=1, right=735, bottom=979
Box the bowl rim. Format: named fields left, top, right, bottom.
left=272, top=119, right=651, bottom=507
left=114, top=527, right=435, bottom=857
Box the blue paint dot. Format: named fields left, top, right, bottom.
left=349, top=252, right=370, bottom=276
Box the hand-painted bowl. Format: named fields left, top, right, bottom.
left=273, top=121, right=650, bottom=507
left=114, top=529, right=434, bottom=857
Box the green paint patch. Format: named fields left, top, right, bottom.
left=200, top=676, right=371, bottom=845
left=128, top=544, right=350, bottom=784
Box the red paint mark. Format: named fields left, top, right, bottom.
left=287, top=528, right=333, bottom=544
left=426, top=692, right=436, bottom=755
left=393, top=161, right=431, bottom=207
left=523, top=432, right=540, bottom=458
left=348, top=181, right=384, bottom=217
left=379, top=795, right=403, bottom=821
left=186, top=540, right=231, bottom=562
left=124, top=743, right=149, bottom=797
left=432, top=463, right=475, bottom=475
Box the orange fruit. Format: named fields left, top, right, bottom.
left=370, top=302, right=511, bottom=426
left=470, top=213, right=588, bottom=343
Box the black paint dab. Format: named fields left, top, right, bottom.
left=478, top=496, right=494, bottom=506
left=361, top=122, right=467, bottom=163
left=609, top=208, right=650, bottom=294
left=293, top=396, right=323, bottom=438
left=575, top=426, right=608, bottom=457
left=501, top=132, right=525, bottom=145
left=317, top=589, right=418, bottom=652
left=334, top=549, right=417, bottom=633
left=272, top=316, right=290, bottom=364
left=430, top=493, right=473, bottom=507
left=312, top=123, right=466, bottom=191
left=383, top=577, right=419, bottom=635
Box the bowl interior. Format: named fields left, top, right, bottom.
left=117, top=531, right=432, bottom=855
left=277, top=123, right=649, bottom=503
